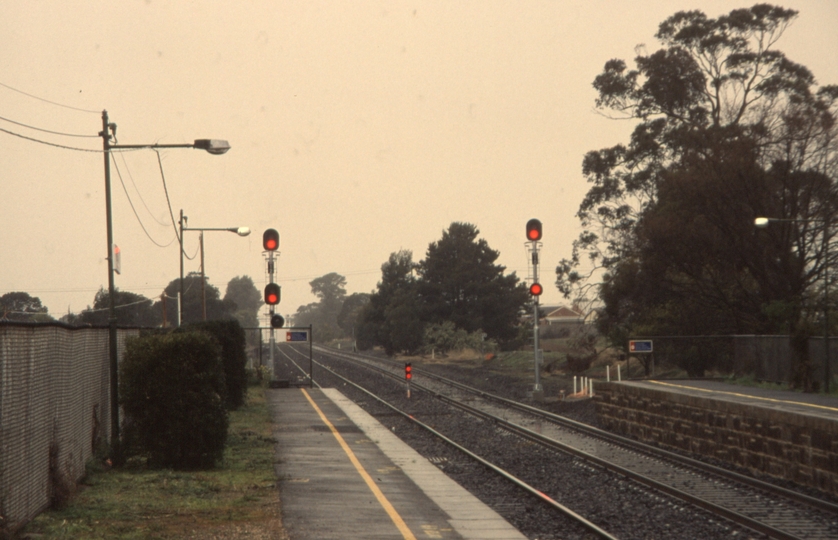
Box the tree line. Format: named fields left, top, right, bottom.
left=0, top=274, right=263, bottom=330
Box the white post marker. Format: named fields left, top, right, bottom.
left=573, top=376, right=577, bottom=395
left=607, top=365, right=610, bottom=382
left=618, top=364, right=622, bottom=381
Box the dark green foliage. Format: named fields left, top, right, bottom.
left=418, top=223, right=529, bottom=350
left=0, top=291, right=50, bottom=322
left=558, top=5, right=837, bottom=385
left=358, top=225, right=530, bottom=355
left=358, top=250, right=425, bottom=355
left=292, top=272, right=347, bottom=342
left=155, top=273, right=236, bottom=326
left=566, top=354, right=593, bottom=374
left=80, top=287, right=160, bottom=327
left=119, top=332, right=228, bottom=469
left=223, top=275, right=263, bottom=329
left=337, top=293, right=370, bottom=337
left=357, top=250, right=424, bottom=355
left=185, top=319, right=249, bottom=410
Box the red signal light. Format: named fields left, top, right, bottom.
left=264, top=283, right=281, bottom=305
left=263, top=229, right=279, bottom=251
left=405, top=363, right=412, bottom=380
left=526, top=219, right=542, bottom=241
left=529, top=282, right=543, bottom=296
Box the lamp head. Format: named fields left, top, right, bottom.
left=754, top=217, right=770, bottom=228
left=236, top=227, right=251, bottom=237
left=193, top=139, right=231, bottom=155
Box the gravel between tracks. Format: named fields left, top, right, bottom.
left=280, top=350, right=766, bottom=540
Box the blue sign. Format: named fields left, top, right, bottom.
left=629, top=340, right=653, bottom=353
left=286, top=331, right=308, bottom=342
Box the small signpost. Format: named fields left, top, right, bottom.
left=286, top=331, right=309, bottom=342
left=627, top=340, right=654, bottom=378
left=629, top=340, right=653, bottom=353
left=283, top=326, right=314, bottom=387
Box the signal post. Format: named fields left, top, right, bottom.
left=526, top=219, right=544, bottom=400
left=263, top=229, right=282, bottom=379
left=405, top=362, right=412, bottom=398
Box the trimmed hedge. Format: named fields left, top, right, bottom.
left=119, top=332, right=228, bottom=469
left=184, top=319, right=249, bottom=410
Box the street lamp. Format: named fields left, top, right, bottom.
left=755, top=216, right=831, bottom=393
left=179, top=209, right=250, bottom=324
left=99, top=110, right=229, bottom=456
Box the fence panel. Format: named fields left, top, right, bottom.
left=0, top=324, right=137, bottom=534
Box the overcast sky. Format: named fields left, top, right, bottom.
left=2, top=1, right=837, bottom=323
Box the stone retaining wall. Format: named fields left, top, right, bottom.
left=594, top=382, right=838, bottom=496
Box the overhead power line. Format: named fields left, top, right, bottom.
left=0, top=113, right=98, bottom=138
left=119, top=152, right=169, bottom=226
left=112, top=155, right=177, bottom=248
left=0, top=80, right=100, bottom=114
left=154, top=149, right=197, bottom=260
left=0, top=125, right=101, bottom=152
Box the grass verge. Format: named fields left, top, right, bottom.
left=19, top=386, right=287, bottom=540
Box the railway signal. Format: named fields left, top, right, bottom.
left=271, top=314, right=285, bottom=328
left=525, top=218, right=544, bottom=397
left=263, top=228, right=279, bottom=251
left=264, top=283, right=281, bottom=305
left=526, top=219, right=542, bottom=241
left=405, top=363, right=412, bottom=380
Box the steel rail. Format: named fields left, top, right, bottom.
left=310, top=345, right=836, bottom=540
left=278, top=343, right=618, bottom=540
left=417, top=359, right=838, bottom=514
left=319, top=345, right=838, bottom=514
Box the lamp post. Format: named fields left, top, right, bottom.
left=99, top=110, right=229, bottom=456
left=179, top=210, right=250, bottom=324
left=755, top=216, right=831, bottom=393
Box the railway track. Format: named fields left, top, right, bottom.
left=275, top=343, right=838, bottom=539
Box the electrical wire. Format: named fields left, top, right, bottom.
left=112, top=297, right=155, bottom=311
left=154, top=149, right=197, bottom=260
left=155, top=149, right=180, bottom=241
left=80, top=297, right=154, bottom=313
left=0, top=125, right=101, bottom=152
left=0, top=113, right=99, bottom=138
left=0, top=80, right=100, bottom=114
left=111, top=155, right=176, bottom=248
left=0, top=124, right=142, bottom=153
left=119, top=152, right=169, bottom=226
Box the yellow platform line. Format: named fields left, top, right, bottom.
left=648, top=381, right=838, bottom=412
left=301, top=388, right=417, bottom=540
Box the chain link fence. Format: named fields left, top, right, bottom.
left=0, top=322, right=138, bottom=534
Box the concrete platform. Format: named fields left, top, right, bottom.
left=268, top=387, right=525, bottom=540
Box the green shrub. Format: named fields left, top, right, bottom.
left=566, top=354, right=594, bottom=373
left=184, top=320, right=248, bottom=409
left=119, top=332, right=228, bottom=469
left=422, top=321, right=497, bottom=355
